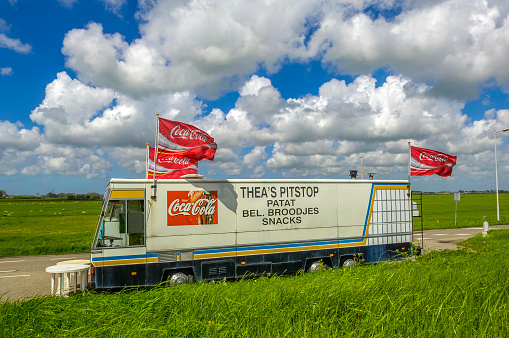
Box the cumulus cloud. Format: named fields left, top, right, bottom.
left=61, top=1, right=321, bottom=98
left=309, top=0, right=509, bottom=98
left=5, top=0, right=509, bottom=191
left=59, top=0, right=509, bottom=101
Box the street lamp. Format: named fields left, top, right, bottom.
left=495, top=127, right=509, bottom=221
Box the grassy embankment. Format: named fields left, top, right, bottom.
left=1, top=229, right=508, bottom=337
left=0, top=199, right=101, bottom=257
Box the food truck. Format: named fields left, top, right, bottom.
left=90, top=178, right=413, bottom=288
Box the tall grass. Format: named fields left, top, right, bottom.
left=1, top=230, right=508, bottom=337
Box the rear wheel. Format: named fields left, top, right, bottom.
left=342, top=258, right=355, bottom=268
left=168, top=272, right=189, bottom=286
left=307, top=260, right=330, bottom=273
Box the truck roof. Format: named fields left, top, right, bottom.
left=108, top=178, right=410, bottom=184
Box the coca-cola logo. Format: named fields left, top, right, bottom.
left=168, top=198, right=217, bottom=216
left=170, top=125, right=209, bottom=142
left=159, top=156, right=192, bottom=165
left=167, top=191, right=218, bottom=226
left=419, top=152, right=449, bottom=163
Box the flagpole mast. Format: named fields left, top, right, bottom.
left=408, top=142, right=411, bottom=184
left=146, top=143, right=149, bottom=177
left=152, top=113, right=160, bottom=200
left=495, top=127, right=509, bottom=221
left=360, top=156, right=363, bottom=179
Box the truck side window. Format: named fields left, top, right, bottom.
left=96, top=199, right=145, bottom=248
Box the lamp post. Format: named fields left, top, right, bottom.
left=495, top=127, right=509, bottom=221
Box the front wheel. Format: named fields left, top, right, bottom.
left=168, top=272, right=189, bottom=286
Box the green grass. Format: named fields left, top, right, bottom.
left=1, top=230, right=508, bottom=337
left=1, top=193, right=508, bottom=256
left=0, top=199, right=101, bottom=257
left=413, top=193, right=509, bottom=230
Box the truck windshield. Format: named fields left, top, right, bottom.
left=94, top=198, right=145, bottom=248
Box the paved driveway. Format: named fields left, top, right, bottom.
left=413, top=224, right=509, bottom=252
left=1, top=225, right=508, bottom=302
left=0, top=253, right=89, bottom=302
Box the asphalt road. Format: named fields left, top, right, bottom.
left=413, top=224, right=509, bottom=252
left=1, top=225, right=509, bottom=302
left=0, top=253, right=90, bottom=302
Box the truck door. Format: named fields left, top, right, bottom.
left=91, top=190, right=147, bottom=288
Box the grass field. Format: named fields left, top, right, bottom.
left=1, top=193, right=508, bottom=257
left=0, top=199, right=101, bottom=257
left=413, top=193, right=509, bottom=230
left=1, top=229, right=508, bottom=337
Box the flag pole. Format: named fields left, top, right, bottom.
left=152, top=113, right=159, bottom=200
left=360, top=156, right=363, bottom=179
left=408, top=142, right=411, bottom=184
left=145, top=143, right=149, bottom=178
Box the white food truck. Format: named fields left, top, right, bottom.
left=90, top=178, right=413, bottom=288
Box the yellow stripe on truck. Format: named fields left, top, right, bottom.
left=110, top=190, right=145, bottom=199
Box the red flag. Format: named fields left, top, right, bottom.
left=410, top=146, right=457, bottom=177
left=158, top=118, right=217, bottom=161
left=147, top=147, right=198, bottom=179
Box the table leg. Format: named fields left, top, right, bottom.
left=73, top=272, right=78, bottom=294
left=80, top=270, right=88, bottom=291
left=58, top=273, right=64, bottom=295
left=51, top=273, right=55, bottom=295
left=65, top=272, right=70, bottom=295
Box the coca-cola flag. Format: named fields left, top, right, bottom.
left=158, top=118, right=217, bottom=161
left=147, top=147, right=199, bottom=179
left=410, top=146, right=457, bottom=177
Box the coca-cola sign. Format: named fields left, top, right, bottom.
left=410, top=145, right=457, bottom=177
left=418, top=152, right=450, bottom=163
left=167, top=191, right=218, bottom=226
left=169, top=125, right=209, bottom=142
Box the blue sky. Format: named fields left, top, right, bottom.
left=1, top=0, right=509, bottom=195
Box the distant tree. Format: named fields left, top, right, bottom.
left=0, top=190, right=6, bottom=198
left=46, top=192, right=58, bottom=198
left=86, top=192, right=101, bottom=200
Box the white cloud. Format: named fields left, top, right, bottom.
left=61, top=1, right=321, bottom=98
left=30, top=72, right=205, bottom=148
left=59, top=0, right=509, bottom=101
left=20, top=165, right=41, bottom=176
left=1, top=67, right=13, bottom=75
left=0, top=121, right=42, bottom=150
left=243, top=146, right=267, bottom=169
left=309, top=0, right=509, bottom=98
left=99, top=0, right=126, bottom=14
left=57, top=0, right=78, bottom=8
left=6, top=0, right=509, bottom=191
left=0, top=32, right=31, bottom=53
left=0, top=19, right=31, bottom=53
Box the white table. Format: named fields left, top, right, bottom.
left=46, top=264, right=90, bottom=296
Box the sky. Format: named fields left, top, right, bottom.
left=1, top=0, right=509, bottom=195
